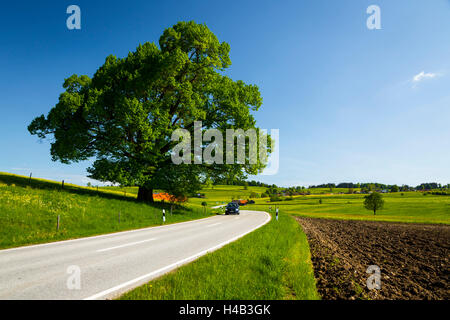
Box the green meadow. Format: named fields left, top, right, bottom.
left=247, top=192, right=450, bottom=224
left=190, top=185, right=450, bottom=225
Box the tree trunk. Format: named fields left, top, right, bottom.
left=137, top=186, right=154, bottom=203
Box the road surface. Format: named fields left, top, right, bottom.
left=0, top=210, right=270, bottom=300
left=211, top=204, right=226, bottom=209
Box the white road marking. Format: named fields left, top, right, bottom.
left=206, top=222, right=222, bottom=228
left=84, top=211, right=271, bottom=300
left=96, top=238, right=156, bottom=252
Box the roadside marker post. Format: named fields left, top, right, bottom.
left=162, top=209, right=166, bottom=223
left=276, top=207, right=279, bottom=221
left=57, top=215, right=60, bottom=231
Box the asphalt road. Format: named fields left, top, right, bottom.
left=0, top=210, right=270, bottom=300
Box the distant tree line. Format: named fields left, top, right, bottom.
left=416, top=183, right=450, bottom=190
left=237, top=181, right=450, bottom=195
left=207, top=178, right=449, bottom=200
left=213, top=179, right=275, bottom=188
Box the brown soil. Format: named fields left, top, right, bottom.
left=295, top=217, right=450, bottom=300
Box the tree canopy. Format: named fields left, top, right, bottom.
left=28, top=21, right=267, bottom=201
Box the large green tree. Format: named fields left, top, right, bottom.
left=28, top=21, right=267, bottom=202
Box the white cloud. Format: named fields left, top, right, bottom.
left=412, top=71, right=437, bottom=83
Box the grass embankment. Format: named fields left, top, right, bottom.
left=120, top=210, right=319, bottom=300
left=0, top=172, right=213, bottom=249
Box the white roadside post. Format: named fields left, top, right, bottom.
left=276, top=207, right=279, bottom=221
left=162, top=209, right=166, bottom=223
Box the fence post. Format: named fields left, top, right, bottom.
left=57, top=215, right=60, bottom=231
left=62, top=180, right=64, bottom=189
left=29, top=172, right=32, bottom=182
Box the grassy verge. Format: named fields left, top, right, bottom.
left=0, top=172, right=214, bottom=249
left=119, top=211, right=319, bottom=300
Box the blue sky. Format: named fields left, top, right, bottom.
left=1, top=0, right=449, bottom=187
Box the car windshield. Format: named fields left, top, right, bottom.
left=227, top=203, right=237, bottom=208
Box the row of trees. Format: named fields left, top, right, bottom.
left=213, top=179, right=274, bottom=188
left=308, top=182, right=402, bottom=191
left=416, top=183, right=450, bottom=190
left=263, top=182, right=450, bottom=193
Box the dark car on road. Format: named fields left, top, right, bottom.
left=225, top=202, right=240, bottom=215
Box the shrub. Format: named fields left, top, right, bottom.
left=432, top=191, right=450, bottom=196
left=270, top=195, right=282, bottom=202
